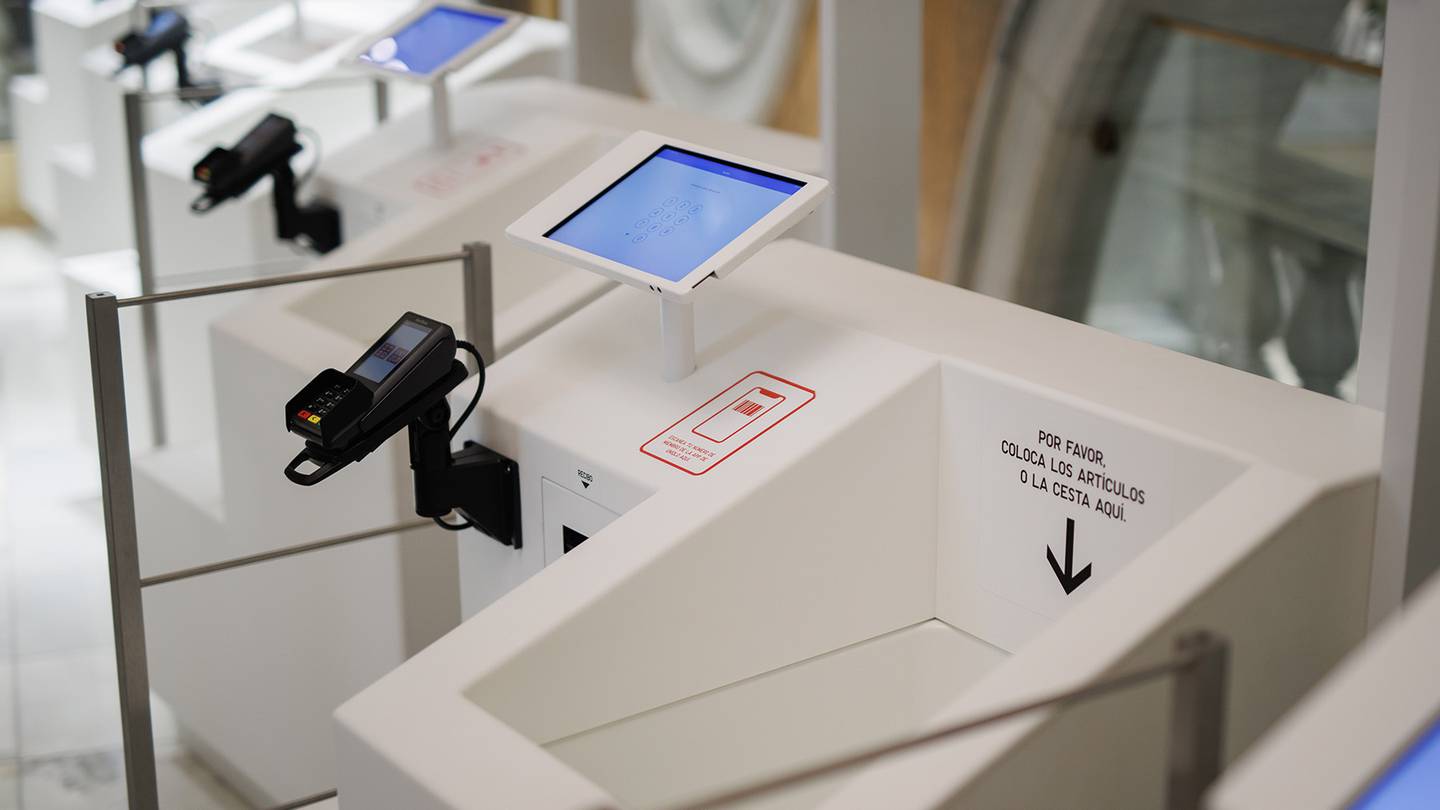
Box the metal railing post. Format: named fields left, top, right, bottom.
left=1166, top=631, right=1230, bottom=810
left=87, top=246, right=485, bottom=809
left=374, top=79, right=390, bottom=124
left=87, top=292, right=161, bottom=810
left=462, top=241, right=496, bottom=367
left=123, top=91, right=168, bottom=448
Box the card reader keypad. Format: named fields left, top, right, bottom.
left=295, top=379, right=356, bottom=429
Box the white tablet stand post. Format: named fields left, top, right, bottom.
left=431, top=80, right=453, bottom=150
left=290, top=0, right=306, bottom=41
left=660, top=298, right=696, bottom=381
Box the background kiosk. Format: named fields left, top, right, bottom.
left=9, top=0, right=278, bottom=233
left=352, top=1, right=523, bottom=151
left=332, top=145, right=1382, bottom=808
left=1207, top=568, right=1440, bottom=810
left=58, top=9, right=565, bottom=449
left=29, top=1, right=416, bottom=257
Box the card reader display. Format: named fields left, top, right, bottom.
left=352, top=320, right=432, bottom=384
left=359, top=6, right=508, bottom=76
left=545, top=147, right=805, bottom=282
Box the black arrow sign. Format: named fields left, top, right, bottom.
left=1046, top=517, right=1092, bottom=595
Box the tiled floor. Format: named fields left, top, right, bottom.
left=0, top=228, right=252, bottom=808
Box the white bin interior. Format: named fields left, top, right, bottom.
left=464, top=352, right=1243, bottom=809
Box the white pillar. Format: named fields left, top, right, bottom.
left=660, top=298, right=696, bottom=382
left=819, top=0, right=922, bottom=273
left=560, top=0, right=640, bottom=96
left=1358, top=0, right=1440, bottom=621
left=431, top=80, right=453, bottom=151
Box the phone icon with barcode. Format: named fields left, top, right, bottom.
left=692, top=387, right=786, bottom=443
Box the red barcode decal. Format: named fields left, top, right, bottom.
left=642, top=371, right=815, bottom=475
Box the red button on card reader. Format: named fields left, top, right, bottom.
left=297, top=410, right=311, bottom=420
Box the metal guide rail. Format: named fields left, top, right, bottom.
left=88, top=244, right=494, bottom=810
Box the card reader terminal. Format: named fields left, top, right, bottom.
left=282, top=312, right=521, bottom=545
left=286, top=313, right=455, bottom=451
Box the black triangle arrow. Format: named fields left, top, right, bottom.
left=1046, top=517, right=1092, bottom=595
left=581, top=481, right=590, bottom=489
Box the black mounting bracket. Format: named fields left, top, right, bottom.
left=409, top=398, right=522, bottom=548
left=271, top=163, right=342, bottom=254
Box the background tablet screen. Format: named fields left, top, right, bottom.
left=359, top=6, right=507, bottom=77
left=545, top=147, right=804, bottom=282
left=1350, top=715, right=1440, bottom=809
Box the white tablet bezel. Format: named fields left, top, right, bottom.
left=506, top=130, right=830, bottom=301
left=350, top=1, right=524, bottom=85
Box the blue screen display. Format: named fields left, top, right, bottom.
left=359, top=6, right=507, bottom=77
left=352, top=322, right=431, bottom=383
left=545, top=147, right=804, bottom=282
left=1351, top=715, right=1440, bottom=809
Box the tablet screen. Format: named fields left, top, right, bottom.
left=359, top=6, right=508, bottom=77
left=545, top=146, right=805, bottom=282
left=1350, top=715, right=1440, bottom=809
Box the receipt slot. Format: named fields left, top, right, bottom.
left=508, top=130, right=830, bottom=381
left=283, top=312, right=521, bottom=544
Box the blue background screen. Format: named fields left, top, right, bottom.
left=1350, top=715, right=1440, bottom=809
left=546, top=147, right=804, bottom=282
left=359, top=7, right=506, bottom=77
left=352, top=322, right=430, bottom=383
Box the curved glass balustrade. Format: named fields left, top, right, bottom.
left=953, top=0, right=1383, bottom=400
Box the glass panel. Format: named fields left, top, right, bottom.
left=961, top=0, right=1384, bottom=401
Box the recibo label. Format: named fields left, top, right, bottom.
left=641, top=372, right=815, bottom=476
left=577, top=469, right=594, bottom=490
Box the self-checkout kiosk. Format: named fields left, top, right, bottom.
left=128, top=106, right=820, bottom=806
left=46, top=1, right=417, bottom=258
left=329, top=135, right=1384, bottom=809
left=1206, top=569, right=1440, bottom=810
left=142, top=2, right=558, bottom=285
left=9, top=0, right=255, bottom=230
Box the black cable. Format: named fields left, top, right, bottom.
left=295, top=125, right=322, bottom=188
left=431, top=341, right=486, bottom=533
left=450, top=340, right=485, bottom=439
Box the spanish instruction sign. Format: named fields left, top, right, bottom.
left=641, top=372, right=814, bottom=476
left=968, top=377, right=1240, bottom=630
